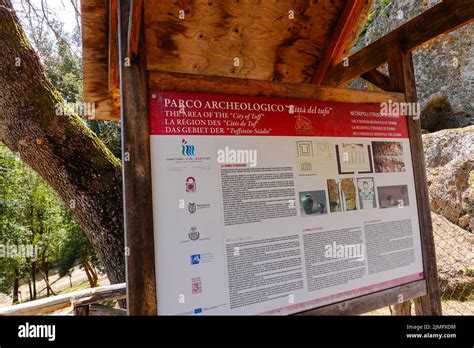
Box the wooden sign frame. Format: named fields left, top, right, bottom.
left=118, top=0, right=443, bottom=316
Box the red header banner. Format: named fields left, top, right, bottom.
left=149, top=90, right=409, bottom=138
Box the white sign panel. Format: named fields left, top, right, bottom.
left=149, top=91, right=424, bottom=315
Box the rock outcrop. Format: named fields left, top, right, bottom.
left=423, top=126, right=473, bottom=231
left=353, top=0, right=473, bottom=131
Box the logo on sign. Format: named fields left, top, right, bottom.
left=295, top=115, right=313, bottom=135
left=181, top=139, right=195, bottom=157
left=185, top=177, right=196, bottom=192
left=192, top=277, right=202, bottom=294
left=188, top=203, right=197, bottom=214
left=190, top=254, right=201, bottom=265
left=188, top=226, right=200, bottom=241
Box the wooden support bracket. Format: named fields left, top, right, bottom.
left=361, top=69, right=391, bottom=91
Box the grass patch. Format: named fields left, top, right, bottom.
left=359, top=0, right=393, bottom=38
left=101, top=300, right=118, bottom=308
left=62, top=281, right=91, bottom=294
left=465, top=268, right=474, bottom=277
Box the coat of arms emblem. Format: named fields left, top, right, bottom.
left=188, top=203, right=197, bottom=214
left=188, top=226, right=200, bottom=241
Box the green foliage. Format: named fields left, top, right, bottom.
left=43, top=37, right=83, bottom=104
left=0, top=147, right=32, bottom=293
left=57, top=210, right=98, bottom=278
left=23, top=14, right=83, bottom=104
left=0, top=145, right=99, bottom=295
left=359, top=0, right=393, bottom=39
left=87, top=121, right=122, bottom=158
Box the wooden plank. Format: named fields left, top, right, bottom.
left=74, top=305, right=90, bottom=316
left=127, top=0, right=143, bottom=62
left=387, top=43, right=442, bottom=315
left=87, top=97, right=115, bottom=121
left=118, top=0, right=157, bottom=315
left=0, top=283, right=126, bottom=316
left=109, top=0, right=120, bottom=113
left=143, top=0, right=374, bottom=83
left=325, top=0, right=474, bottom=85
left=71, top=288, right=126, bottom=307
left=82, top=0, right=116, bottom=120
left=361, top=69, right=391, bottom=91
left=89, top=304, right=127, bottom=316
left=296, top=280, right=426, bottom=316
left=148, top=71, right=406, bottom=104
left=312, top=0, right=367, bottom=85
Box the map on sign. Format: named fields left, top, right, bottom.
left=148, top=90, right=424, bottom=315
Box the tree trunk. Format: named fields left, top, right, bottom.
left=12, top=267, right=19, bottom=304
left=31, top=261, right=37, bottom=299
left=27, top=279, right=32, bottom=301
left=83, top=260, right=98, bottom=288
left=86, top=261, right=99, bottom=287
left=0, top=0, right=125, bottom=285
left=40, top=263, right=56, bottom=297
left=45, top=263, right=49, bottom=297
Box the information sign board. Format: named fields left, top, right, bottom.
left=149, top=91, right=424, bottom=315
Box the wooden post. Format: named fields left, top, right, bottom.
left=361, top=69, right=391, bottom=91
left=74, top=305, right=90, bottom=316
left=387, top=43, right=442, bottom=315
left=127, top=0, right=143, bottom=62
left=118, top=0, right=157, bottom=315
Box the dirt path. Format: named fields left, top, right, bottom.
left=0, top=266, right=109, bottom=307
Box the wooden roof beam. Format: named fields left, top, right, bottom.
left=311, top=0, right=367, bottom=85
left=148, top=70, right=406, bottom=104
left=324, top=0, right=474, bottom=86
left=361, top=69, right=391, bottom=91
left=109, top=0, right=120, bottom=107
